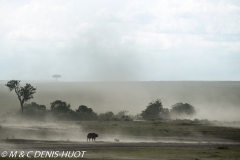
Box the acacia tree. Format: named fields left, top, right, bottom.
left=140, top=99, right=163, bottom=120
left=50, top=100, right=71, bottom=113
left=170, top=103, right=196, bottom=117
left=76, top=105, right=93, bottom=114
left=5, top=80, right=37, bottom=115
left=52, top=75, right=62, bottom=81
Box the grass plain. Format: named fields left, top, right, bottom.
left=0, top=120, right=240, bottom=160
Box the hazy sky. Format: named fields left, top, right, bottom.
left=0, top=0, right=240, bottom=81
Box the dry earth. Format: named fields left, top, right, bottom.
left=0, top=122, right=240, bottom=159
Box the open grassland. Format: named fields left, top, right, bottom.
left=79, top=121, right=240, bottom=142
left=0, top=121, right=240, bottom=160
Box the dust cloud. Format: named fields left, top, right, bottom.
left=0, top=121, right=85, bottom=142
left=1, top=81, right=240, bottom=121
left=0, top=120, right=237, bottom=146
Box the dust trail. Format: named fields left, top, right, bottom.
left=0, top=120, right=87, bottom=142
left=210, top=121, right=240, bottom=129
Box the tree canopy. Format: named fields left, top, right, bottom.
left=52, top=75, right=62, bottom=81
left=170, top=103, right=196, bottom=117
left=76, top=105, right=93, bottom=114
left=50, top=100, right=71, bottom=113
left=5, top=80, right=37, bottom=115
left=24, top=102, right=46, bottom=111
left=23, top=102, right=46, bottom=120
left=140, top=99, right=163, bottom=120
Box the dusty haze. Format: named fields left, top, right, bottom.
left=1, top=81, right=240, bottom=121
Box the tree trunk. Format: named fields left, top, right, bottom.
left=21, top=102, right=24, bottom=116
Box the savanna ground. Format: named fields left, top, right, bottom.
left=0, top=120, right=240, bottom=160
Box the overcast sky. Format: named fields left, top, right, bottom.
left=0, top=0, right=240, bottom=81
